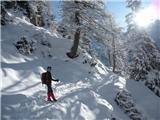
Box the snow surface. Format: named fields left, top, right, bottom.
left=1, top=12, right=160, bottom=120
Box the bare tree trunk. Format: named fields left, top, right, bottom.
left=67, top=10, right=80, bottom=58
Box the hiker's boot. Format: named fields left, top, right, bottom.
left=47, top=92, right=51, bottom=101
left=50, top=92, right=57, bottom=101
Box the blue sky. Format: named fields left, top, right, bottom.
left=106, top=0, right=151, bottom=28
left=106, top=1, right=129, bottom=28
left=52, top=0, right=151, bottom=28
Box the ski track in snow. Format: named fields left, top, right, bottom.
left=1, top=75, right=125, bottom=120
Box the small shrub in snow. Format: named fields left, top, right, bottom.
left=15, top=36, right=36, bottom=55
left=82, top=57, right=97, bottom=67
left=115, top=90, right=143, bottom=120
left=145, top=80, right=154, bottom=90
left=154, top=87, right=160, bottom=96
left=32, top=33, right=52, bottom=48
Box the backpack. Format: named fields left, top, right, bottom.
left=41, top=72, right=47, bottom=85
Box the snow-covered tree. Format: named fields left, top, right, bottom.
left=59, top=0, right=125, bottom=73
left=59, top=0, right=109, bottom=58
left=107, top=17, right=126, bottom=73
left=28, top=1, right=56, bottom=28
left=125, top=0, right=141, bottom=31
left=1, top=0, right=56, bottom=29
left=147, top=20, right=160, bottom=50
left=125, top=0, right=160, bottom=96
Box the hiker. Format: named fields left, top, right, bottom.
left=42, top=66, right=59, bottom=102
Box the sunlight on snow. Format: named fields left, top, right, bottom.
left=80, top=103, right=96, bottom=120
left=96, top=65, right=107, bottom=75
left=92, top=91, right=113, bottom=111
left=2, top=68, right=19, bottom=89
left=114, top=77, right=126, bottom=89
left=55, top=81, right=91, bottom=98
left=1, top=56, right=26, bottom=64
left=93, top=73, right=103, bottom=80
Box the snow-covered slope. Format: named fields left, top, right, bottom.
left=126, top=80, right=160, bottom=120
left=1, top=11, right=160, bottom=120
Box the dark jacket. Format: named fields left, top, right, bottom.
left=46, top=71, right=58, bottom=85
left=46, top=71, right=53, bottom=85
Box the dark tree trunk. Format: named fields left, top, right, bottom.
left=66, top=10, right=80, bottom=59
left=67, top=28, right=80, bottom=58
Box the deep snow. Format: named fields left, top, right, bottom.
left=1, top=11, right=160, bottom=120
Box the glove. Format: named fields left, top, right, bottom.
left=55, top=79, right=59, bottom=82
left=52, top=79, right=59, bottom=82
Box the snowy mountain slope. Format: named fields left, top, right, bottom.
left=1, top=13, right=128, bottom=120
left=1, top=11, right=160, bottom=120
